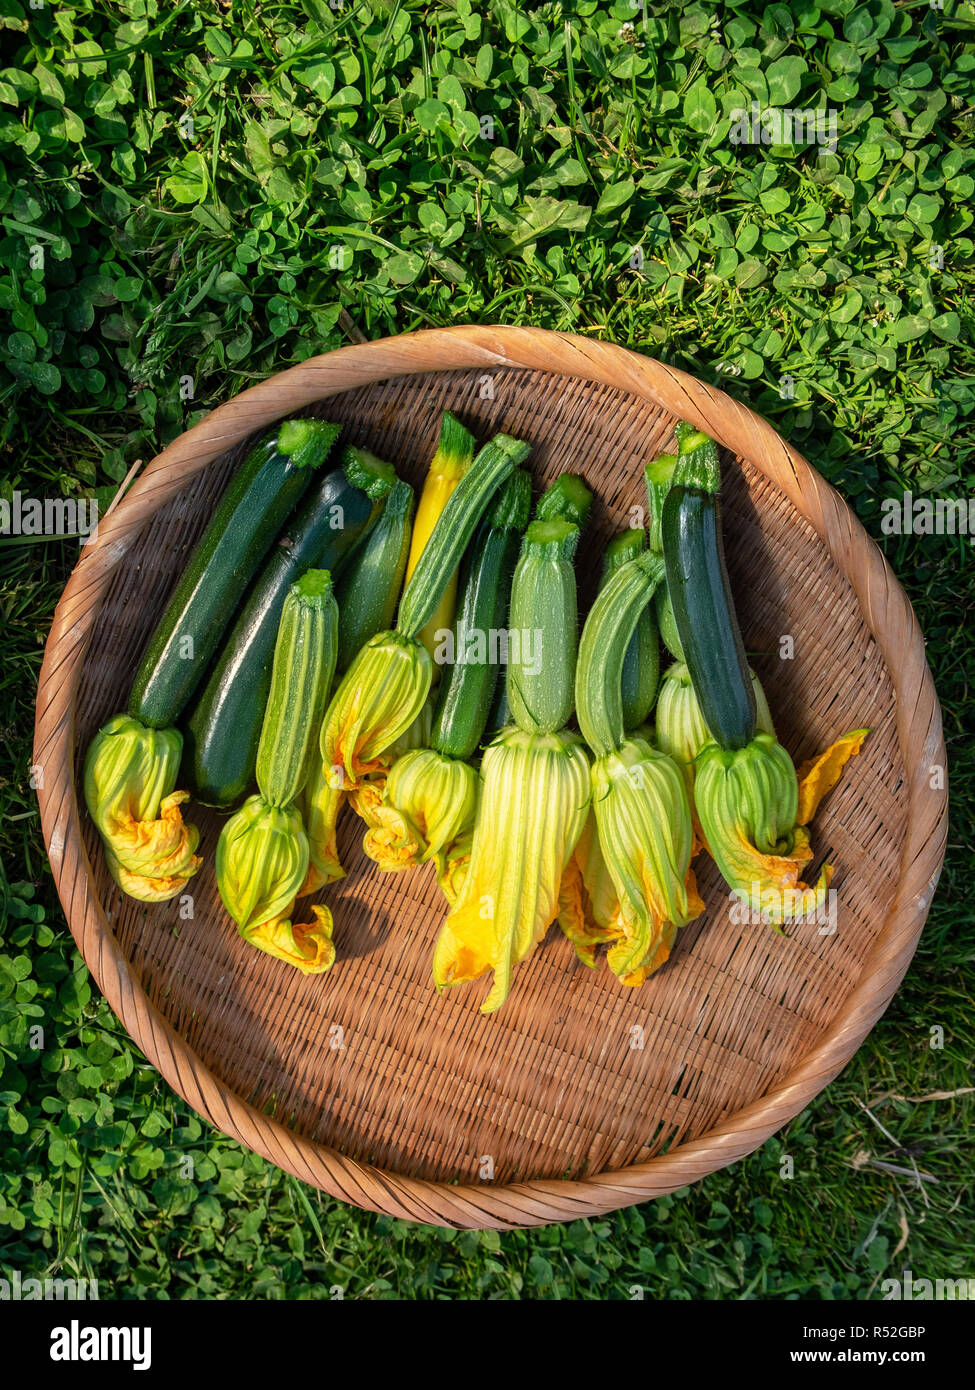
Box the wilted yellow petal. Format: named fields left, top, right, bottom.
left=796, top=728, right=870, bottom=826
left=557, top=814, right=621, bottom=967
left=107, top=789, right=200, bottom=877
left=105, top=843, right=201, bottom=903
left=363, top=802, right=422, bottom=872
left=244, top=904, right=335, bottom=975
left=615, top=865, right=705, bottom=985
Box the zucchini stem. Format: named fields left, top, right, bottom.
left=671, top=421, right=721, bottom=494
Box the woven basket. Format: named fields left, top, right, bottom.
left=34, top=326, right=947, bottom=1230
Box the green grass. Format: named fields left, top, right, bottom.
left=1, top=0, right=974, bottom=1299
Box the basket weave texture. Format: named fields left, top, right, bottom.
left=34, top=326, right=947, bottom=1229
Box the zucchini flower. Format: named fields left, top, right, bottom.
left=571, top=550, right=706, bottom=983
left=593, top=739, right=704, bottom=983
left=438, top=826, right=473, bottom=907
left=694, top=728, right=868, bottom=925
left=558, top=812, right=621, bottom=967
left=299, top=754, right=346, bottom=895
left=362, top=469, right=531, bottom=874
left=655, top=661, right=775, bottom=794
left=83, top=714, right=200, bottom=902
left=348, top=694, right=434, bottom=829
left=216, top=794, right=334, bottom=974
left=433, top=726, right=591, bottom=1014
left=320, top=630, right=433, bottom=789
left=363, top=748, right=478, bottom=874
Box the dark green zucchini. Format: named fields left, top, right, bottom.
left=485, top=665, right=512, bottom=734
left=335, top=477, right=415, bottom=675
left=661, top=424, right=757, bottom=750
left=185, top=456, right=386, bottom=806
left=429, top=468, right=531, bottom=760
left=129, top=418, right=339, bottom=729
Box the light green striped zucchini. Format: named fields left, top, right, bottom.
left=256, top=569, right=338, bottom=807
left=506, top=517, right=579, bottom=736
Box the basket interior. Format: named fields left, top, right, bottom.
left=75, top=367, right=907, bottom=1184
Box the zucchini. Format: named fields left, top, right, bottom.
left=576, top=551, right=666, bottom=757
left=406, top=411, right=477, bottom=661
left=335, top=477, right=414, bottom=675
left=129, top=418, right=338, bottom=729
left=429, top=468, right=531, bottom=760
left=256, top=569, right=338, bottom=808
left=655, top=585, right=684, bottom=663
left=485, top=668, right=512, bottom=734
left=395, top=432, right=529, bottom=640
left=482, top=467, right=584, bottom=736
left=506, top=517, right=579, bottom=736
left=661, top=424, right=757, bottom=751
left=645, top=453, right=683, bottom=661
left=185, top=455, right=386, bottom=807
left=600, top=531, right=660, bottom=732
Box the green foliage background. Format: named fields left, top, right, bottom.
left=1, top=0, right=972, bottom=1299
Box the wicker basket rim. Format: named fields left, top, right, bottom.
left=33, top=325, right=947, bottom=1229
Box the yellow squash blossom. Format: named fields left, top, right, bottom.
left=347, top=694, right=434, bottom=829
left=320, top=631, right=433, bottom=791
left=694, top=728, right=869, bottom=925
left=590, top=738, right=704, bottom=983
left=655, top=661, right=775, bottom=794
left=363, top=748, right=478, bottom=874
left=558, top=812, right=621, bottom=967
left=216, top=795, right=334, bottom=974
left=433, top=726, right=591, bottom=1014
left=83, top=714, right=200, bottom=901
